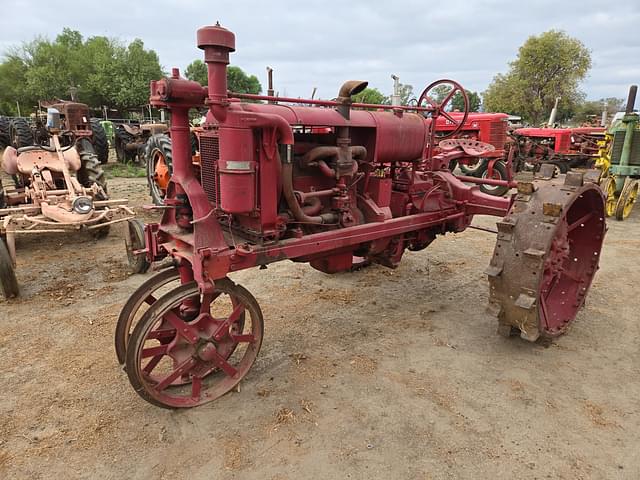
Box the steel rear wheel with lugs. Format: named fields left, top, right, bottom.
left=125, top=278, right=263, bottom=408
left=486, top=174, right=606, bottom=341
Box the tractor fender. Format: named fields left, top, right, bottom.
left=1, top=146, right=18, bottom=175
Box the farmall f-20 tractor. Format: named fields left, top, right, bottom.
left=118, top=23, right=607, bottom=409
left=0, top=102, right=140, bottom=298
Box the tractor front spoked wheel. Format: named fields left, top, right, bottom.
left=614, top=178, right=639, bottom=221
left=125, top=278, right=263, bottom=408
left=115, top=268, right=181, bottom=365
left=487, top=178, right=606, bottom=341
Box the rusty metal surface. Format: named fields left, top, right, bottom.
left=486, top=174, right=606, bottom=340
left=438, top=138, right=496, bottom=156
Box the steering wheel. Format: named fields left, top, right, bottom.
left=417, top=79, right=469, bottom=139
left=39, top=130, right=76, bottom=152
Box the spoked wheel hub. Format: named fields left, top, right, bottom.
left=487, top=173, right=606, bottom=341
left=125, top=278, right=263, bottom=408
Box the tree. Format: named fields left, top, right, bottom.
left=451, top=90, right=481, bottom=112
left=429, top=85, right=481, bottom=112
left=185, top=62, right=261, bottom=96
left=185, top=59, right=208, bottom=86
left=573, top=97, right=624, bottom=125
left=0, top=29, right=163, bottom=116
left=227, top=66, right=261, bottom=94
left=483, top=30, right=591, bottom=124
left=352, top=87, right=388, bottom=105
left=397, top=83, right=414, bottom=105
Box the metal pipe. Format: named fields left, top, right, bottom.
left=239, top=111, right=294, bottom=145
left=228, top=92, right=435, bottom=113
left=456, top=175, right=517, bottom=188
left=625, top=85, right=637, bottom=114
left=282, top=160, right=336, bottom=224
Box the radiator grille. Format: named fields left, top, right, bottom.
left=611, top=130, right=640, bottom=166
left=488, top=120, right=507, bottom=149
left=556, top=134, right=571, bottom=153
left=200, top=134, right=220, bottom=205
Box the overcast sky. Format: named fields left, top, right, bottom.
left=1, top=0, right=639, bottom=102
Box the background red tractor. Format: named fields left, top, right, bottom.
left=511, top=126, right=604, bottom=175
left=435, top=112, right=511, bottom=195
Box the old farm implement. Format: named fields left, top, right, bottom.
left=117, top=23, right=607, bottom=408
left=0, top=107, right=140, bottom=298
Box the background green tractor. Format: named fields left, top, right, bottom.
left=597, top=85, right=640, bottom=220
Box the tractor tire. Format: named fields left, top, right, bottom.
left=0, top=116, right=10, bottom=148
left=76, top=139, right=108, bottom=199
left=190, top=130, right=199, bottom=156
left=460, top=158, right=487, bottom=177
left=90, top=119, right=110, bottom=164
left=0, top=238, right=19, bottom=299
left=125, top=218, right=150, bottom=274
left=479, top=160, right=509, bottom=196
left=145, top=134, right=172, bottom=206
left=115, top=127, right=135, bottom=163
left=9, top=118, right=33, bottom=149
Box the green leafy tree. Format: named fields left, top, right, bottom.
left=429, top=85, right=481, bottom=112
left=0, top=29, right=163, bottom=116
left=572, top=97, right=624, bottom=125
left=227, top=66, right=261, bottom=94
left=451, top=90, right=481, bottom=112
left=185, top=59, right=208, bottom=86
left=397, top=83, right=414, bottom=105
left=352, top=87, right=388, bottom=105
left=483, top=30, right=591, bottom=124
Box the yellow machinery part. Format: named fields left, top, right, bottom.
left=615, top=178, right=639, bottom=220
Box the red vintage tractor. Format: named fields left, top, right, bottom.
left=435, top=112, right=511, bottom=195
left=117, top=23, right=607, bottom=409
left=511, top=126, right=605, bottom=175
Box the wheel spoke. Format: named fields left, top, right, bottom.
left=440, top=87, right=458, bottom=108
left=228, top=304, right=246, bottom=324
left=210, top=350, right=238, bottom=377
left=567, top=212, right=594, bottom=232
left=143, top=354, right=163, bottom=374
left=231, top=333, right=255, bottom=343
left=147, top=328, right=177, bottom=340
left=440, top=110, right=458, bottom=125
left=142, top=344, right=169, bottom=358
left=200, top=291, right=222, bottom=313
left=423, top=96, right=438, bottom=108
left=154, top=358, right=197, bottom=392
left=191, top=376, right=202, bottom=401
left=164, top=310, right=199, bottom=344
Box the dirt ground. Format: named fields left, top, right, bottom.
left=1, top=176, right=639, bottom=480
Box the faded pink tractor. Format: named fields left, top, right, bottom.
left=0, top=102, right=145, bottom=298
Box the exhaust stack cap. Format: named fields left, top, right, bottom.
left=197, top=22, right=235, bottom=60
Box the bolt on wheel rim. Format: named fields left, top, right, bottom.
left=126, top=280, right=263, bottom=408
left=538, top=188, right=605, bottom=335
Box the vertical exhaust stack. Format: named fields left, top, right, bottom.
left=625, top=85, right=637, bottom=114
left=197, top=22, right=235, bottom=122
left=547, top=96, right=561, bottom=126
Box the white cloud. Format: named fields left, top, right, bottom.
left=0, top=0, right=638, bottom=101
